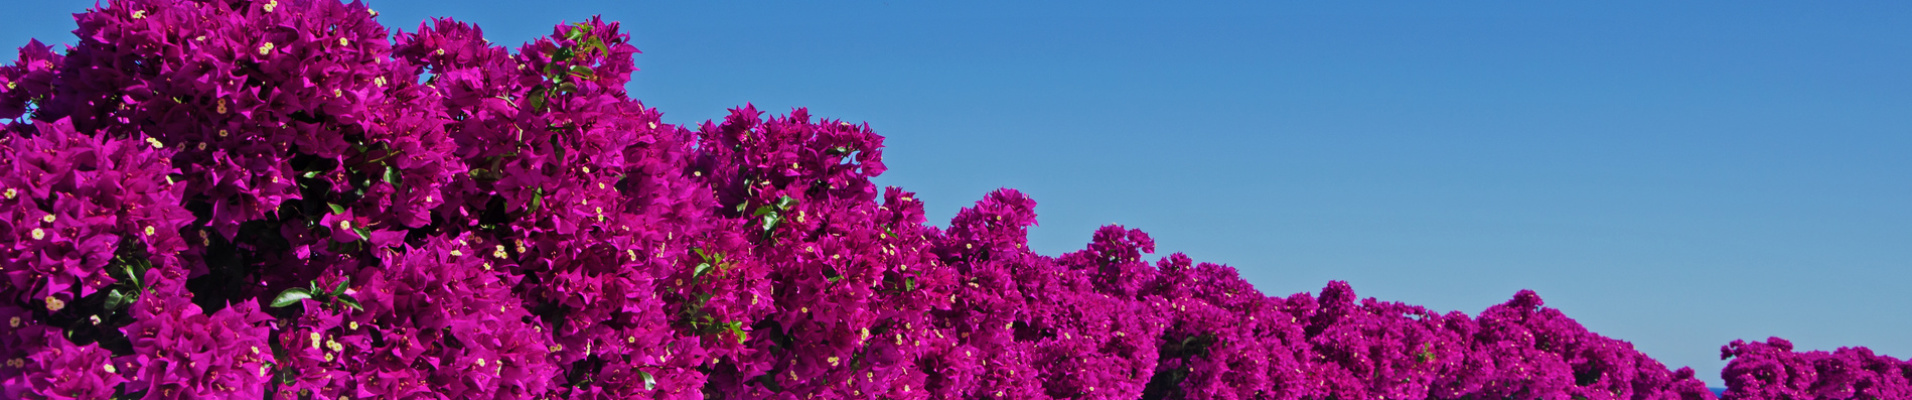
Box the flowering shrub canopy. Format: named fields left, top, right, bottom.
left=0, top=1, right=1903, bottom=399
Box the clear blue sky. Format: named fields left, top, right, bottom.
left=7, top=1, right=1907, bottom=386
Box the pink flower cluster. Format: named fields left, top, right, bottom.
left=1719, top=338, right=1911, bottom=400
left=0, top=1, right=1901, bottom=399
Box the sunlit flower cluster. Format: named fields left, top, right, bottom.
left=1719, top=337, right=1911, bottom=400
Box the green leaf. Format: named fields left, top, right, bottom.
left=118, top=262, right=143, bottom=291
left=382, top=166, right=400, bottom=185
left=529, top=188, right=545, bottom=213
left=568, top=65, right=597, bottom=81
left=566, top=22, right=592, bottom=41
left=103, top=288, right=127, bottom=310
left=727, top=321, right=748, bottom=344
left=776, top=195, right=797, bottom=209
left=584, top=36, right=606, bottom=54
left=327, top=203, right=347, bottom=215
left=640, top=370, right=657, bottom=391
left=761, top=213, right=781, bottom=232
left=527, top=87, right=548, bottom=110
left=331, top=277, right=350, bottom=297
left=270, top=288, right=313, bottom=308
left=694, top=262, right=711, bottom=278
left=335, top=295, right=363, bottom=311
left=353, top=227, right=371, bottom=242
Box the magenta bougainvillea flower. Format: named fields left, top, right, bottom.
left=0, top=1, right=1900, bottom=399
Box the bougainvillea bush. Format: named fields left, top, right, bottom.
left=1, top=1, right=1905, bottom=399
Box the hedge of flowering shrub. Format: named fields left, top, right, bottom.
left=1, top=0, right=1906, bottom=399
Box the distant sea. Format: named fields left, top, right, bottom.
left=1711, top=388, right=1727, bottom=396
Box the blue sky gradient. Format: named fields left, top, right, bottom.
left=6, top=0, right=1907, bottom=385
